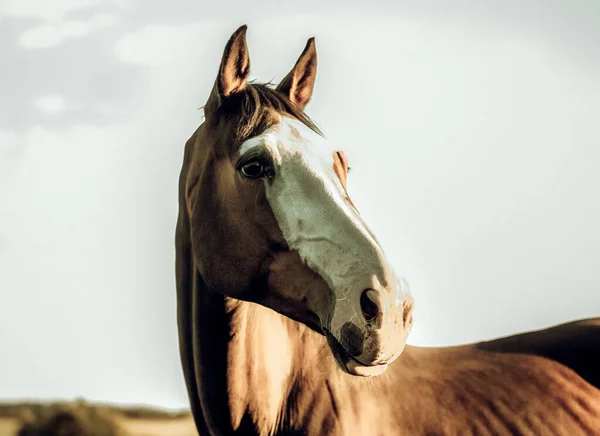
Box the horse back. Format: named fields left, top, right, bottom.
left=476, top=317, right=600, bottom=390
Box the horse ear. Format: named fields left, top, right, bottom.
left=276, top=37, right=317, bottom=111
left=205, top=25, right=250, bottom=113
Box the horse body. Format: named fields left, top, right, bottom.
left=181, top=284, right=600, bottom=435
left=175, top=25, right=600, bottom=435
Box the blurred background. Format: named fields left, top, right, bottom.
left=0, top=0, right=598, bottom=428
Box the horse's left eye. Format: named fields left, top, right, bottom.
left=240, top=160, right=265, bottom=179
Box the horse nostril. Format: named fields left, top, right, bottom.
left=360, top=289, right=381, bottom=322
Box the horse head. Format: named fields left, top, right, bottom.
left=179, top=25, right=413, bottom=377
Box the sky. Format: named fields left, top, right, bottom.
left=1, top=0, right=599, bottom=410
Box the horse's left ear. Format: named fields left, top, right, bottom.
left=276, top=37, right=317, bottom=111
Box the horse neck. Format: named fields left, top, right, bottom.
left=197, top=286, right=336, bottom=435
left=196, top=286, right=425, bottom=435
left=225, top=297, right=317, bottom=429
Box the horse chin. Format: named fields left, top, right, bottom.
left=344, top=359, right=388, bottom=377
left=323, top=329, right=389, bottom=377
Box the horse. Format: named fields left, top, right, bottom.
left=174, top=25, right=600, bottom=435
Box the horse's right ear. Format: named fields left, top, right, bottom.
left=204, top=25, right=250, bottom=114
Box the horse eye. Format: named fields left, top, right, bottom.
left=240, top=160, right=265, bottom=179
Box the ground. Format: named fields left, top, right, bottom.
left=0, top=400, right=197, bottom=436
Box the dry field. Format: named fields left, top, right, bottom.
left=0, top=420, right=19, bottom=436
left=0, top=400, right=196, bottom=436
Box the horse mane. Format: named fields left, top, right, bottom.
left=212, top=81, right=324, bottom=140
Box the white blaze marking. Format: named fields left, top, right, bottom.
left=238, top=115, right=406, bottom=336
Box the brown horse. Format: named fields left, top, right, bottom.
left=175, top=25, right=600, bottom=435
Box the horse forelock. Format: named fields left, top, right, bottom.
left=203, top=82, right=323, bottom=147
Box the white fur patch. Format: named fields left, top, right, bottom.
left=238, top=115, right=406, bottom=337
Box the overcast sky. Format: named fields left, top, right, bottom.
left=1, top=0, right=599, bottom=410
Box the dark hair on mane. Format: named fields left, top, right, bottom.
left=219, top=81, right=323, bottom=140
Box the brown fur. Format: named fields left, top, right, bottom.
left=175, top=26, right=600, bottom=435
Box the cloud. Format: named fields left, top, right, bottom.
left=113, top=22, right=219, bottom=66
left=0, top=0, right=128, bottom=22
left=0, top=130, right=19, bottom=160
left=19, top=14, right=118, bottom=48
left=0, top=130, right=18, bottom=149
left=34, top=94, right=67, bottom=114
